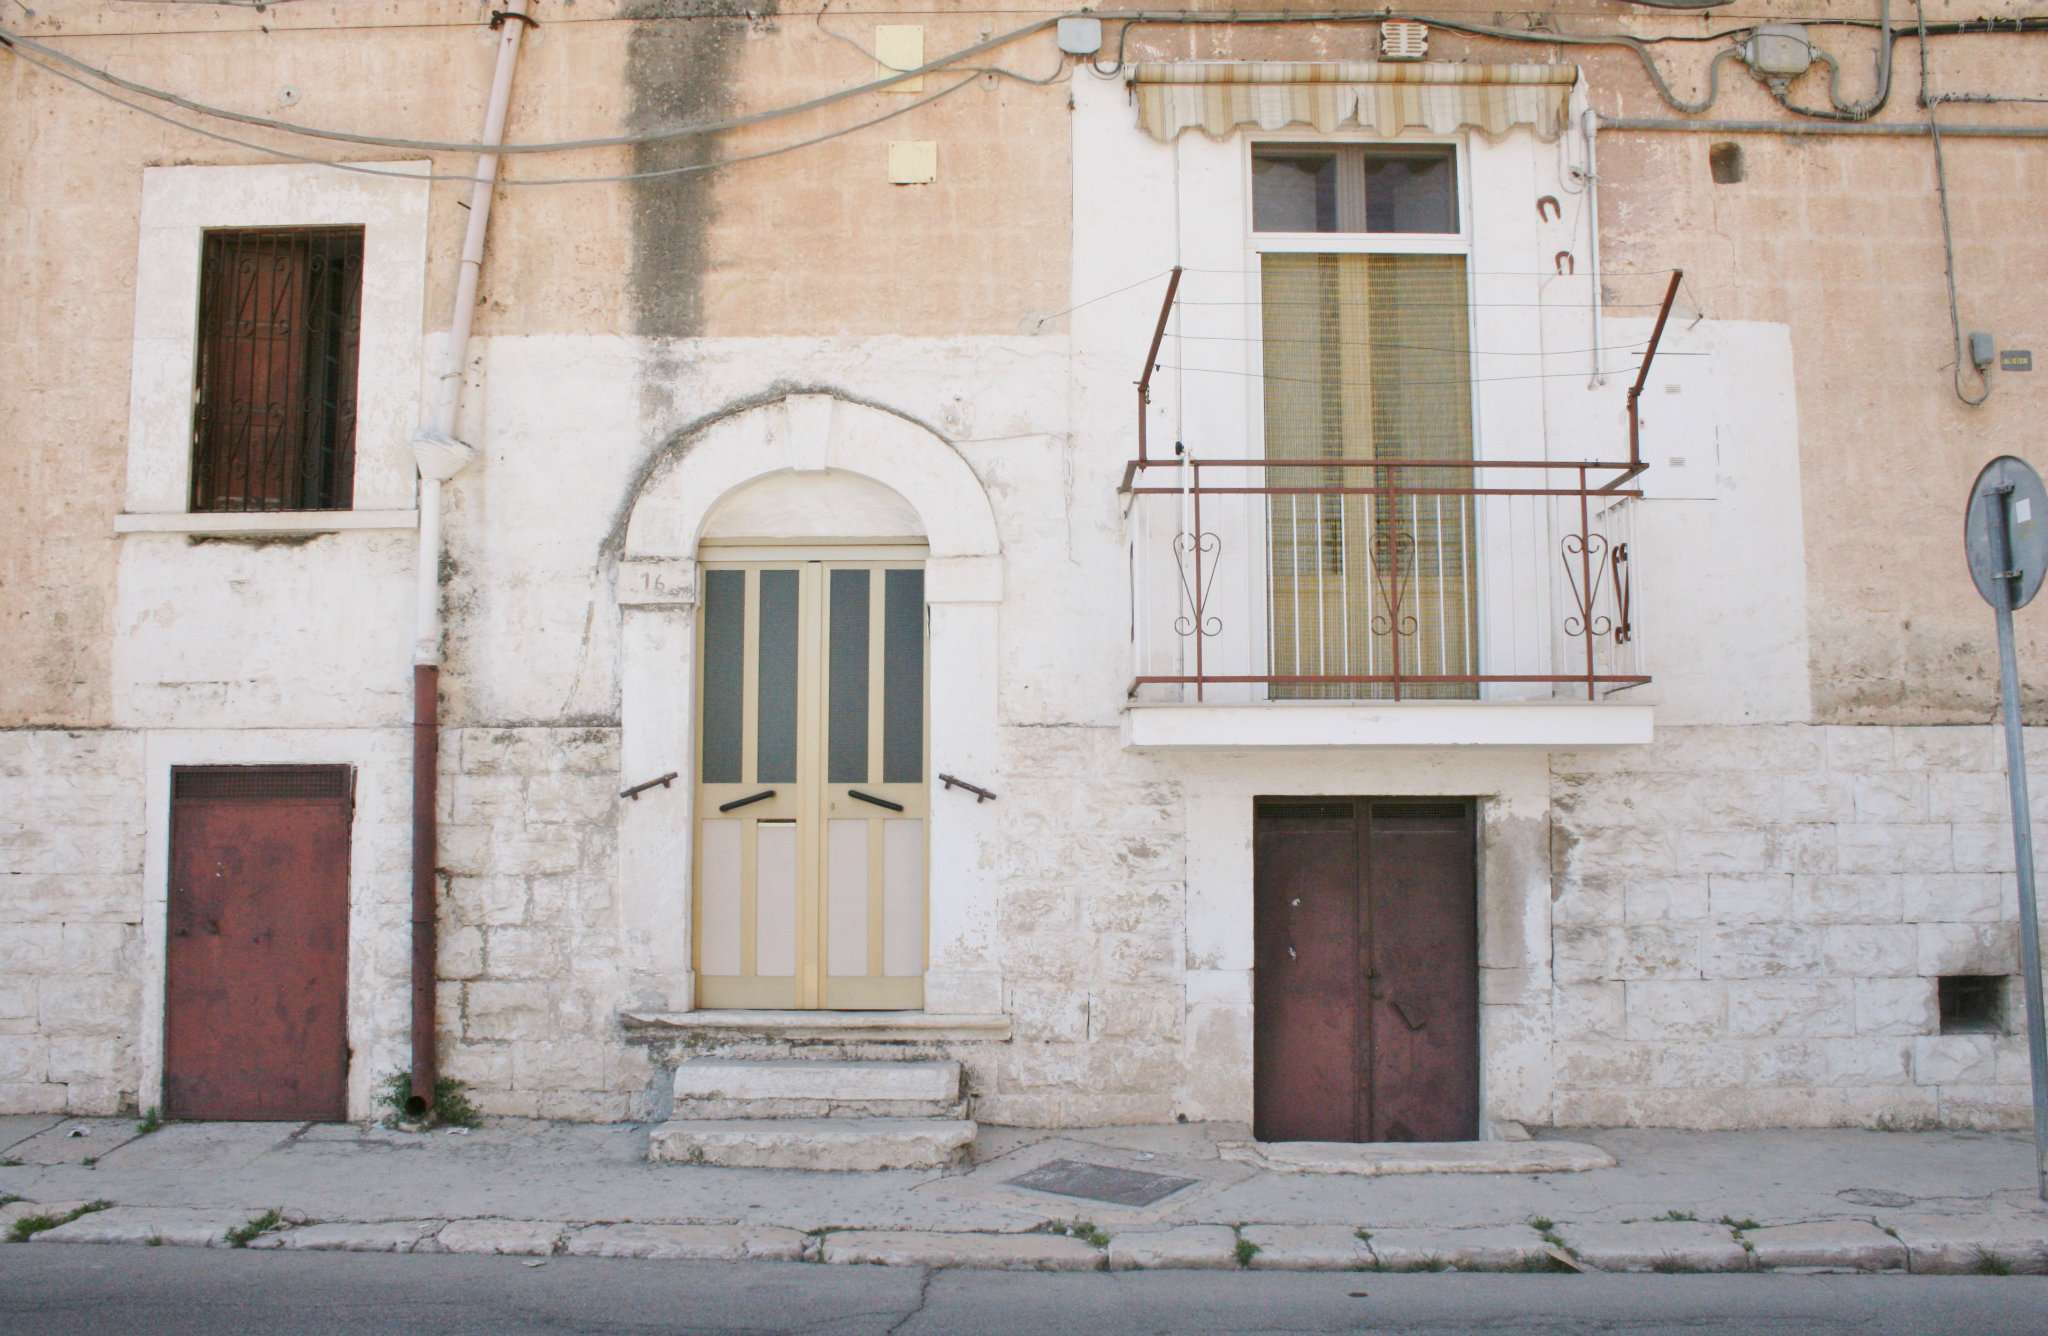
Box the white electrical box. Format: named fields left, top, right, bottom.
left=1057, top=17, right=1102, bottom=56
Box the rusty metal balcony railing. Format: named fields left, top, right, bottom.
left=1120, top=269, right=1678, bottom=705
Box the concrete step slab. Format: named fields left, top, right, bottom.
left=1220, top=1139, right=1614, bottom=1177
left=1562, top=1221, right=1751, bottom=1273
left=564, top=1223, right=811, bottom=1262
left=1241, top=1225, right=1373, bottom=1271
left=1744, top=1220, right=1906, bottom=1271
left=821, top=1230, right=1104, bottom=1270
left=667, top=1097, right=967, bottom=1121
left=1106, top=1225, right=1239, bottom=1271
left=647, top=1117, right=975, bottom=1171
left=1364, top=1226, right=1552, bottom=1272
left=672, top=1058, right=961, bottom=1106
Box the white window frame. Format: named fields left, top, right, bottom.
left=1237, top=133, right=1486, bottom=697
left=118, top=161, right=431, bottom=534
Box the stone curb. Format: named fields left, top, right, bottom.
left=8, top=1198, right=2046, bottom=1274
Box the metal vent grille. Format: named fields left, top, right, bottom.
left=1380, top=20, right=1429, bottom=60
left=1257, top=801, right=1354, bottom=822
left=173, top=765, right=352, bottom=802
left=1370, top=800, right=1468, bottom=820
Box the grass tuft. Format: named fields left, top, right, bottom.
left=1045, top=1219, right=1109, bottom=1248
left=1972, top=1249, right=2013, bottom=1277
left=1649, top=1255, right=1694, bottom=1274
left=1234, top=1236, right=1261, bottom=1267
left=375, top=1071, right=481, bottom=1129
left=1652, top=1210, right=1697, bottom=1223
left=1527, top=1216, right=1555, bottom=1233
left=225, top=1208, right=283, bottom=1249
left=8, top=1200, right=109, bottom=1244
left=1719, top=1215, right=1760, bottom=1232
left=135, top=1108, right=162, bottom=1138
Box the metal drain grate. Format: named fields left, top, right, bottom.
left=1004, top=1158, right=1199, bottom=1208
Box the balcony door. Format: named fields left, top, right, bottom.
left=1254, top=142, right=1479, bottom=699
left=694, top=554, right=927, bottom=1010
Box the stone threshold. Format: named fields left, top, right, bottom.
left=1218, top=1138, right=1616, bottom=1176
left=620, top=1010, right=1013, bottom=1043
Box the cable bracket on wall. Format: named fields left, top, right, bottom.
left=489, top=10, right=539, bottom=30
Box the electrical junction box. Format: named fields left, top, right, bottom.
left=1057, top=17, right=1102, bottom=57
left=887, top=141, right=937, bottom=185
left=1745, top=24, right=1813, bottom=77
left=875, top=25, right=924, bottom=92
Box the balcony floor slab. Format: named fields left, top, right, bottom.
left=1122, top=700, right=1654, bottom=750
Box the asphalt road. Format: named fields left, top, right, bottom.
left=5, top=1247, right=2048, bottom=1335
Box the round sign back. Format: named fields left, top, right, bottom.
left=1965, top=456, right=2048, bottom=610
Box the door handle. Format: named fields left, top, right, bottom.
left=718, top=789, right=776, bottom=813
left=848, top=790, right=904, bottom=812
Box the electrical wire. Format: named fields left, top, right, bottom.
left=1164, top=333, right=1698, bottom=357
left=0, top=17, right=1062, bottom=155
left=1916, top=1, right=1990, bottom=406
left=5, top=41, right=986, bottom=187
left=1031, top=269, right=1175, bottom=330
left=1767, top=0, right=1895, bottom=121
left=1150, top=362, right=1648, bottom=387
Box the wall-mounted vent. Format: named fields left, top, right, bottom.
left=1370, top=801, right=1469, bottom=820
left=1380, top=21, right=1429, bottom=61
left=173, top=765, right=352, bottom=802
left=1256, top=801, right=1354, bottom=823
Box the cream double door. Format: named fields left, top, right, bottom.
left=694, top=555, right=927, bottom=1009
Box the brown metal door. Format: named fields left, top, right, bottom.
left=1253, top=798, right=1478, bottom=1143
left=1363, top=801, right=1479, bottom=1142
left=164, top=766, right=352, bottom=1121
left=1253, top=801, right=1363, bottom=1142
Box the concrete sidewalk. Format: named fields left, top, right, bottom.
left=4, top=1114, right=2046, bottom=1275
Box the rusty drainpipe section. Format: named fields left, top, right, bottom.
left=408, top=0, right=533, bottom=1118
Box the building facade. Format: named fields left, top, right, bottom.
left=4, top=1, right=2047, bottom=1138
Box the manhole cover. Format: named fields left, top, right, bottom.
left=1837, top=1189, right=1917, bottom=1208
left=1005, top=1158, right=1199, bottom=1207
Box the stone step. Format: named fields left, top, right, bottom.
left=647, top=1117, right=977, bottom=1171
left=668, top=1058, right=964, bottom=1119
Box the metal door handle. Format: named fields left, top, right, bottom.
left=718, top=789, right=776, bottom=813
left=849, top=790, right=905, bottom=812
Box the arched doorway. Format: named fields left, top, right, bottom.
left=614, top=393, right=1003, bottom=1017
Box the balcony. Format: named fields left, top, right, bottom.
left=1118, top=269, right=1674, bottom=751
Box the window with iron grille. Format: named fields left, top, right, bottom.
left=191, top=227, right=364, bottom=512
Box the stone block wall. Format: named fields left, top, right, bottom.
left=0, top=730, right=145, bottom=1115
left=1550, top=724, right=2045, bottom=1129
left=435, top=726, right=655, bottom=1122
left=975, top=726, right=1188, bottom=1127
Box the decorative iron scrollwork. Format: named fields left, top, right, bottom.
left=1369, top=530, right=1420, bottom=638
left=1611, top=541, right=1633, bottom=645
left=1172, top=530, right=1223, bottom=638
left=1561, top=532, right=1614, bottom=639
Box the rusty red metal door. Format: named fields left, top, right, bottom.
left=1253, top=799, right=1478, bottom=1143
left=164, top=766, right=352, bottom=1121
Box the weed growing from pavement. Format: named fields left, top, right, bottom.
left=225, top=1208, right=283, bottom=1249
left=81, top=1157, right=96, bottom=1168
left=146, top=1235, right=164, bottom=1247
left=1972, top=1249, right=2014, bottom=1276
left=1233, top=1228, right=1260, bottom=1268
left=1652, top=1210, right=1697, bottom=1223
left=1526, top=1217, right=1554, bottom=1233
left=1648, top=1255, right=1694, bottom=1273
left=1045, top=1220, right=1109, bottom=1249
left=135, top=1108, right=162, bottom=1137
left=8, top=1200, right=109, bottom=1243
left=375, top=1071, right=481, bottom=1129
left=1719, top=1215, right=1759, bottom=1232
left=1514, top=1251, right=1578, bottom=1274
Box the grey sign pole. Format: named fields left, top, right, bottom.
left=1964, top=456, right=2048, bottom=1203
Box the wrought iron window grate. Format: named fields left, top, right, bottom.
left=191, top=226, right=364, bottom=512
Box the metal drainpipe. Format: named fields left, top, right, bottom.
left=409, top=0, right=532, bottom=1119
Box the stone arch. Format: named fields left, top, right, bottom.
left=621, top=391, right=999, bottom=566
left=612, top=392, right=1004, bottom=1020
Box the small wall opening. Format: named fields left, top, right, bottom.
left=1938, top=975, right=2005, bottom=1034
left=1708, top=142, right=1744, bottom=185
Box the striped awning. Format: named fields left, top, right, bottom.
left=1131, top=61, right=1577, bottom=143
